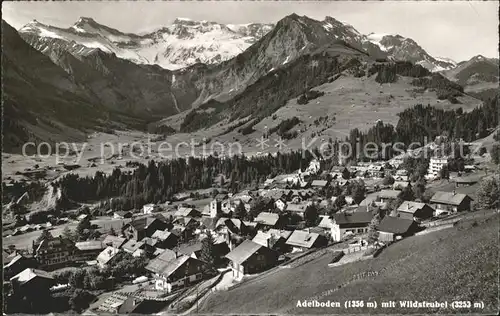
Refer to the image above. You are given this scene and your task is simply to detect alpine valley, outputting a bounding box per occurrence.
[2,14,498,152]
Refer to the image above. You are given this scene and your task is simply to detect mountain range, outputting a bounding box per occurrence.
[2,14,498,152]
[18,15,463,72]
[19,17,274,70]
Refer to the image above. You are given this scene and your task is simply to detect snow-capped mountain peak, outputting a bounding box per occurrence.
[435,56,457,67]
[19,17,275,70]
[363,32,456,71]
[18,15,467,73]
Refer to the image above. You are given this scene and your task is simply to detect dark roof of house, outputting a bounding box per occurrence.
[215,218,245,234]
[430,191,471,206]
[332,212,373,225]
[154,213,168,222]
[225,240,264,264]
[377,216,415,234]
[4,254,28,269]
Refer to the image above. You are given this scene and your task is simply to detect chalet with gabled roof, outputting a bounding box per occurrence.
[377,216,419,241]
[225,240,278,278]
[285,230,328,251]
[397,201,434,221]
[330,212,374,241]
[430,191,473,214]
[121,217,169,241]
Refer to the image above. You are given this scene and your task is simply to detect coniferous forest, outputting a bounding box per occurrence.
[344,97,498,160]
[54,151,315,211]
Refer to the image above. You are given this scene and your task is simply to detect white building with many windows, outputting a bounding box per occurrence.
[427,157,450,179]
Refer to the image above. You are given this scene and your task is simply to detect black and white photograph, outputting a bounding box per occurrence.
[1,0,499,314]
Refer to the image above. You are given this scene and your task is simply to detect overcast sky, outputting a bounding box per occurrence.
[2,1,498,62]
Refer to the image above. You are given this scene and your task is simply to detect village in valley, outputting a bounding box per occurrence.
[1,1,499,313]
[3,132,499,314]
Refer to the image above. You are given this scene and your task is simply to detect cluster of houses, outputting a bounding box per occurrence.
[4,155,480,309]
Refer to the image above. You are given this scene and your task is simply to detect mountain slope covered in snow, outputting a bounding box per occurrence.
[364,33,457,72]
[19,17,274,70]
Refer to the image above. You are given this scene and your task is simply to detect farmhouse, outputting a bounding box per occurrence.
[3,254,38,279]
[146,249,177,287]
[10,268,55,294]
[285,230,328,251]
[377,216,419,241]
[396,201,435,221]
[151,230,179,250]
[453,175,480,187]
[252,230,291,254]
[430,191,473,214]
[225,240,278,279]
[329,212,374,242]
[215,218,248,236]
[122,217,169,241]
[149,255,206,292]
